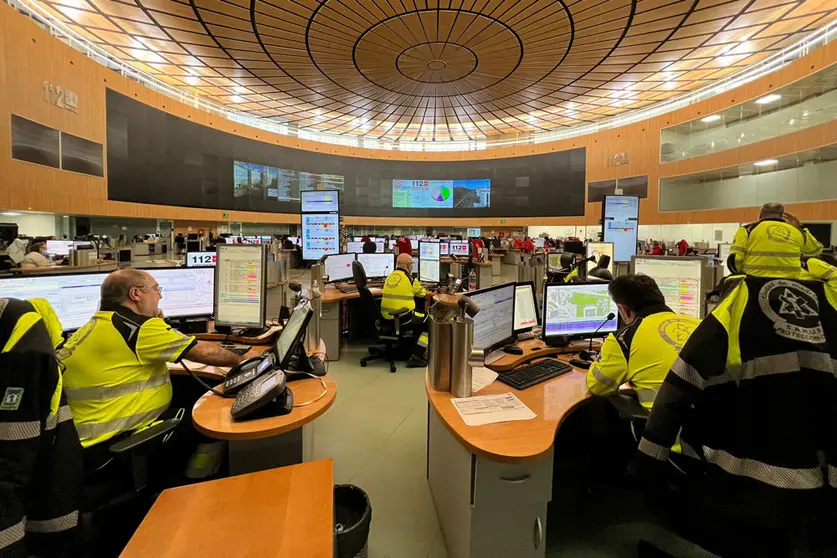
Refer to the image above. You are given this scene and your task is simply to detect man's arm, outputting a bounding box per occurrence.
[183,342,245,368]
[412,278,427,298]
[728,226,748,274]
[586,333,629,397]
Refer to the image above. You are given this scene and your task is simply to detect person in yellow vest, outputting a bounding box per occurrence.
[728,202,823,278]
[587,274,700,411]
[380,253,428,366]
[59,269,246,464]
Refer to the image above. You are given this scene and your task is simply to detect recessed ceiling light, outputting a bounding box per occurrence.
[755,94,781,105]
[1,212,21,216]
[701,114,721,123]
[753,159,778,167]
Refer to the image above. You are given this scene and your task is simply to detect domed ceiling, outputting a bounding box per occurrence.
[36,0,837,142]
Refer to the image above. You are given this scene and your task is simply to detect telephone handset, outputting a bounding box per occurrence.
[223,354,275,395]
[230,370,293,420]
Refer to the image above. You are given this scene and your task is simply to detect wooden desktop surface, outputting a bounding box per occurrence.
[321,284,382,303]
[120,459,334,558]
[426,339,601,463]
[193,324,281,344]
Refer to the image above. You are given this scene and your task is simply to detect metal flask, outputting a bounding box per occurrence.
[428,302,458,392]
[449,315,475,398]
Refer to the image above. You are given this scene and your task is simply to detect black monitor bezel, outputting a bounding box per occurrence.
[356,253,395,280]
[513,280,540,334]
[541,281,618,340]
[469,281,516,353]
[213,244,267,328]
[273,301,314,369]
[418,240,441,284]
[323,252,357,284]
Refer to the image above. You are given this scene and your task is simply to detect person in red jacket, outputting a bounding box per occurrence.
[361,236,371,243]
[521,237,535,253]
[512,237,523,249]
[471,237,484,256]
[675,238,689,256]
[396,236,412,255]
[651,242,664,256]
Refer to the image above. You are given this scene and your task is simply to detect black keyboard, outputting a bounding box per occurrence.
[222,345,252,355]
[338,286,359,294]
[497,358,574,390]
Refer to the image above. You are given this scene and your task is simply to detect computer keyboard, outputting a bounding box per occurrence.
[497,358,574,390]
[222,344,252,356]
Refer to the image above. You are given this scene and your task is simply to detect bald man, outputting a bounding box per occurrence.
[380,254,429,366]
[728,202,822,278]
[59,269,245,452]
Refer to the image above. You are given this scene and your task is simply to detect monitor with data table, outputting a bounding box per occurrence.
[449,240,469,257]
[602,195,639,262]
[214,244,266,328]
[469,283,516,352]
[186,251,216,268]
[439,241,449,256]
[586,242,614,273]
[148,268,215,319]
[301,213,340,260]
[418,241,440,283]
[300,190,339,213]
[357,253,395,279]
[514,282,539,333]
[631,255,705,318]
[543,283,619,338]
[46,240,73,257]
[346,241,364,253]
[0,273,108,332]
[324,253,356,283]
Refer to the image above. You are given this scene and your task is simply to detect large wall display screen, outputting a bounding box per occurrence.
[106,90,586,218]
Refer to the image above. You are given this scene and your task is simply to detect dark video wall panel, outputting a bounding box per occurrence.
[106,90,586,218]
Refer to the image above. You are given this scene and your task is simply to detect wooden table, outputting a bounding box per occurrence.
[120,459,334,558]
[187,340,337,474]
[426,345,595,558]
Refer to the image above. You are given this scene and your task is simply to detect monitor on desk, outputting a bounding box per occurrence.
[324,253,356,283]
[547,252,562,271]
[469,283,516,352]
[273,301,314,369]
[346,241,364,253]
[467,227,481,238]
[46,240,73,257]
[586,242,614,274]
[186,240,201,252]
[543,283,618,339]
[514,282,539,333]
[375,240,385,253]
[439,241,449,256]
[214,244,266,328]
[631,255,705,318]
[186,251,216,268]
[449,240,469,257]
[535,238,545,249]
[147,268,214,319]
[301,190,340,213]
[357,253,395,279]
[418,241,440,283]
[0,273,108,332]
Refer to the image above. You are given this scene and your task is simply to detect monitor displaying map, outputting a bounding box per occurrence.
[543,283,618,338]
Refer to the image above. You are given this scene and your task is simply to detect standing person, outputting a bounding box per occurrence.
[174,232,186,255]
[20,242,51,268]
[650,242,664,256]
[728,202,822,278]
[521,236,535,253]
[395,235,412,256]
[0,298,82,557]
[675,238,690,256]
[470,236,484,259]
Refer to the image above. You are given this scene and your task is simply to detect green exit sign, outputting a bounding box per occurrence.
[500,219,506,224]
[223,213,229,219]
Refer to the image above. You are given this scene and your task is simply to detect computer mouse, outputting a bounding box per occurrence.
[503,345,524,355]
[530,347,540,351]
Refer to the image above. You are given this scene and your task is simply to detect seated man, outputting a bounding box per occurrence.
[587,274,700,410]
[380,253,428,364]
[729,202,822,278]
[59,269,245,455]
[634,274,837,556]
[362,240,377,254]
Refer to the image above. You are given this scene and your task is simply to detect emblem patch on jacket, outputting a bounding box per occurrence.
[0,387,24,411]
[758,280,824,343]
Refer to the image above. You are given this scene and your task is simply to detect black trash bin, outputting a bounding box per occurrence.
[334,484,372,558]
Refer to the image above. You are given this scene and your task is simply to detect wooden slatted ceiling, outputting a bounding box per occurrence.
[37,0,837,142]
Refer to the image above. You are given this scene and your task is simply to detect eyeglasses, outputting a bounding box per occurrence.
[135,284,163,295]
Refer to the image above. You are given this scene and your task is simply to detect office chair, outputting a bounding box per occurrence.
[588,255,614,282]
[80,415,181,555]
[352,260,413,373]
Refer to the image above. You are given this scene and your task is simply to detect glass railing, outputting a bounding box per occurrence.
[661,65,837,162]
[659,144,837,212]
[9,0,837,152]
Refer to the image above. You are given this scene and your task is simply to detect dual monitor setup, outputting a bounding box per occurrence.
[324,252,395,284]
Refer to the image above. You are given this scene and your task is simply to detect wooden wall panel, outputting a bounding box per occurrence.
[2,2,837,227]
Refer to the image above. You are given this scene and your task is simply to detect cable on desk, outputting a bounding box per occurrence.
[180,362,234,398]
[291,373,329,407]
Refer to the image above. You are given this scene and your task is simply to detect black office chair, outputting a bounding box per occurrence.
[80,416,181,556]
[588,255,614,282]
[352,260,413,373]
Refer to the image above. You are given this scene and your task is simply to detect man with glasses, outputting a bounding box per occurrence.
[59,269,244,453]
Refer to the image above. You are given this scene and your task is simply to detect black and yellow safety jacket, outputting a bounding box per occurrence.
[728,218,822,278]
[0,298,82,558]
[381,268,427,320]
[636,275,837,526]
[587,305,700,410]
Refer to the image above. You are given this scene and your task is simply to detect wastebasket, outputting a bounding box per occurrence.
[335,484,372,558]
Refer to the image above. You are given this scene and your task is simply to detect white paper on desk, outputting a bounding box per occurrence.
[178,359,207,370]
[471,366,498,393]
[451,393,536,427]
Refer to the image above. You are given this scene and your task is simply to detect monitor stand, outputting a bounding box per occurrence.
[515,331,535,341]
[484,349,506,366]
[285,342,326,377]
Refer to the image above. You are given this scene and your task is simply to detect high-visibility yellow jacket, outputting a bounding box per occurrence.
[587,305,700,410]
[563,267,579,283]
[58,304,196,448]
[0,298,82,557]
[728,219,822,278]
[381,268,426,320]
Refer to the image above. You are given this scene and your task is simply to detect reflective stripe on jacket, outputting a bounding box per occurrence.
[380,268,426,320]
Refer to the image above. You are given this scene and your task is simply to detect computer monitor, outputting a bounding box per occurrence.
[301,190,340,213]
[418,241,440,283]
[375,240,385,252]
[449,240,469,257]
[632,255,705,318]
[46,240,73,257]
[547,252,562,271]
[187,233,199,240]
[346,241,365,254]
[186,240,201,252]
[586,242,614,274]
[273,301,314,369]
[563,241,584,255]
[353,237,363,242]
[301,213,340,260]
[535,238,545,249]
[357,253,395,279]
[514,282,539,333]
[469,283,516,352]
[214,244,266,328]
[147,268,214,319]
[286,236,299,245]
[467,227,481,238]
[185,251,216,268]
[602,195,639,262]
[439,241,449,256]
[0,273,108,332]
[542,283,619,339]
[324,253,356,283]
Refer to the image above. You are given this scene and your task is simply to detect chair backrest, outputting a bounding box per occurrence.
[352,260,378,336]
[597,254,611,270]
[560,252,575,269]
[352,260,368,289]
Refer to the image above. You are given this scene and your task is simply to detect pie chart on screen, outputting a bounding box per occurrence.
[430,182,451,202]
